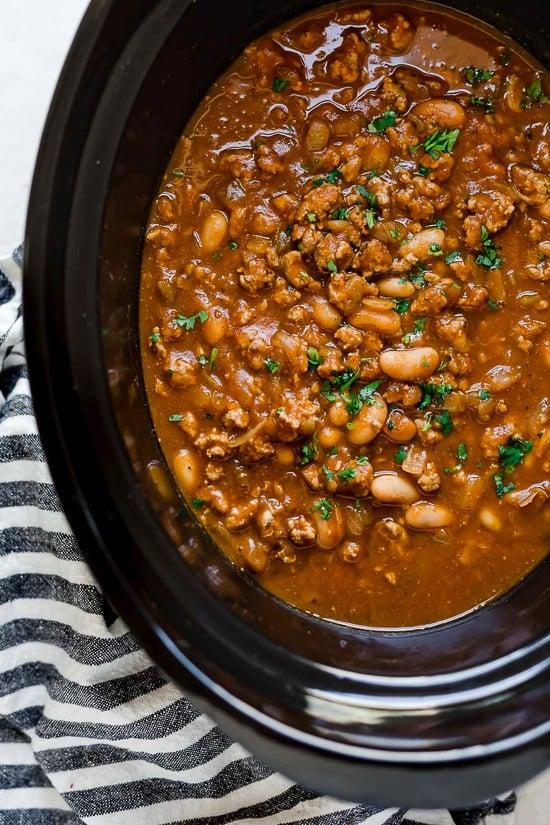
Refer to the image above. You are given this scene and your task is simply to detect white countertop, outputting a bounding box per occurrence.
[0,2,548,821]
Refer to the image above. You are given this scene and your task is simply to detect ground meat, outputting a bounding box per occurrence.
[286,514,317,546]
[272,277,302,307]
[463,191,516,250]
[198,487,230,514]
[327,32,365,83]
[194,428,233,460]
[291,224,323,253]
[236,330,271,370]
[417,462,441,493]
[301,464,322,490]
[383,381,422,407]
[314,233,354,272]
[334,325,364,350]
[219,150,256,181]
[510,164,550,206]
[296,184,341,222]
[316,346,344,378]
[448,351,473,376]
[328,272,370,315]
[239,434,276,463]
[225,500,259,530]
[381,76,408,113]
[457,283,489,308]
[275,390,321,442]
[223,404,250,430]
[393,173,451,220]
[410,279,459,315]
[481,423,516,459]
[165,351,198,388]
[177,411,198,438]
[255,141,287,176]
[353,239,392,277]
[239,250,276,293]
[435,314,470,352]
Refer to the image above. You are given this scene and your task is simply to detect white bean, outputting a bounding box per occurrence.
[202,307,228,345]
[200,210,228,253]
[411,98,465,129]
[348,395,388,445]
[305,119,331,152]
[172,448,200,496]
[399,228,445,260]
[377,277,416,299]
[312,297,342,331]
[371,473,420,505]
[313,506,345,549]
[349,307,402,336]
[405,501,454,530]
[380,347,440,381]
[383,410,417,443]
[479,508,502,532]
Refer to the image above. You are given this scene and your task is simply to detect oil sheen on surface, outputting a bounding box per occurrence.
[140,2,550,627]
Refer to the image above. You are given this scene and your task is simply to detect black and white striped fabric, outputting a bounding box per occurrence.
[0,247,516,824]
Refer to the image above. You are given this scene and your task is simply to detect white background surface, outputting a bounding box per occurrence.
[0,1,549,822]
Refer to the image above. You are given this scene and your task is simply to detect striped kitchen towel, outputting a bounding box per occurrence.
[0,247,517,824]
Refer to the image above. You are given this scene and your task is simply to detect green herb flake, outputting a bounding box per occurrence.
[264,357,280,375]
[462,67,495,86]
[306,212,317,223]
[389,227,400,240]
[149,331,160,345]
[168,414,184,422]
[365,209,377,229]
[325,167,343,184]
[417,382,453,411]
[479,389,491,401]
[403,316,427,344]
[356,455,369,465]
[322,465,335,482]
[470,95,494,113]
[356,185,378,208]
[331,207,349,220]
[320,381,338,402]
[457,442,468,463]
[487,298,500,311]
[346,380,384,417]
[394,298,410,315]
[434,218,447,229]
[273,76,290,93]
[435,409,454,435]
[430,242,443,256]
[367,110,397,133]
[476,225,503,270]
[445,250,462,264]
[418,164,431,177]
[522,76,548,107]
[498,437,533,472]
[327,259,338,273]
[307,347,324,370]
[394,446,407,465]
[498,51,510,67]
[312,497,333,520]
[494,474,516,498]
[228,239,238,251]
[330,368,359,392]
[173,310,209,331]
[337,467,356,483]
[171,168,186,177]
[300,435,319,466]
[192,498,206,509]
[413,128,461,160]
[409,262,427,289]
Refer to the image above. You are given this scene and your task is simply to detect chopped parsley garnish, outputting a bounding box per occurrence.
[457,442,468,463]
[417,382,453,410]
[331,207,349,220]
[322,465,335,482]
[312,498,333,520]
[313,168,342,187]
[264,357,280,374]
[412,128,460,159]
[433,218,447,229]
[327,259,338,273]
[498,437,533,472]
[409,262,427,288]
[365,209,377,229]
[476,225,502,270]
[356,455,369,465]
[479,389,491,401]
[306,212,317,223]
[337,467,356,483]
[228,239,238,250]
[199,348,219,370]
[430,242,443,256]
[330,368,359,392]
[402,316,427,344]
[320,381,338,402]
[172,168,186,177]
[149,331,160,345]
[394,298,410,315]
[462,67,495,86]
[367,110,397,133]
[356,185,378,207]
[470,95,494,113]
[273,76,289,92]
[346,380,384,416]
[445,250,462,264]
[168,413,184,422]
[389,227,400,240]
[487,298,500,311]
[522,76,548,107]
[494,474,516,498]
[173,310,209,331]
[307,347,324,369]
[300,435,319,466]
[394,446,407,464]
[418,164,431,177]
[191,498,206,509]
[434,409,454,435]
